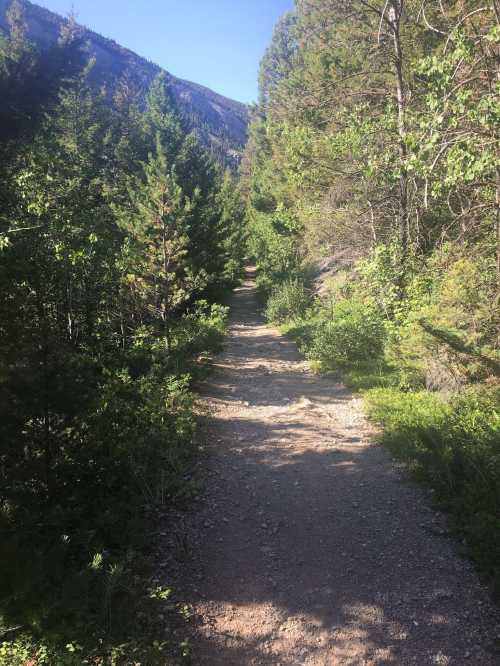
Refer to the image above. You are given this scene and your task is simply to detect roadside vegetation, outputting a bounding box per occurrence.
[0,2,245,662]
[245,0,500,590]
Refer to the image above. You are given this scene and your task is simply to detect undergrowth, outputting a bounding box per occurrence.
[0,301,228,665]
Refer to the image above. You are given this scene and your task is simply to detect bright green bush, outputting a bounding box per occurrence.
[250,209,304,300]
[280,314,321,354]
[365,388,451,455]
[306,298,386,369]
[265,279,311,323]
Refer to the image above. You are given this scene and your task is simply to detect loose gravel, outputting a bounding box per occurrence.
[168,269,500,665]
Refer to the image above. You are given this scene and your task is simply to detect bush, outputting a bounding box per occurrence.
[170,300,229,366]
[0,359,196,640]
[306,298,386,369]
[365,388,451,456]
[0,301,228,662]
[386,247,499,390]
[265,279,311,324]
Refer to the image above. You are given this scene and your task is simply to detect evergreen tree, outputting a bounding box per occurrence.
[142,71,184,158]
[117,138,204,345]
[218,170,247,284]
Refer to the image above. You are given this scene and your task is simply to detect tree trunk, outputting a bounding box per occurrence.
[162,218,171,350]
[389,0,409,289]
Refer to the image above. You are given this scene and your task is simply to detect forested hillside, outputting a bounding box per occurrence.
[0,1,245,662]
[246,0,499,586]
[0,0,249,167]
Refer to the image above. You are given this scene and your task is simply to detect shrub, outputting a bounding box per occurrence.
[0,301,228,661]
[265,279,311,324]
[365,388,451,457]
[0,362,196,638]
[387,247,499,389]
[170,301,229,362]
[306,298,386,369]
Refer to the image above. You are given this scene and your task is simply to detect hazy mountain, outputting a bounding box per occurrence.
[0,0,249,165]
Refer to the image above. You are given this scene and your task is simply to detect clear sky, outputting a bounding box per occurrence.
[34,0,294,103]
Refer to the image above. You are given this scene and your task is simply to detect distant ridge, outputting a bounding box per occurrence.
[0,0,249,165]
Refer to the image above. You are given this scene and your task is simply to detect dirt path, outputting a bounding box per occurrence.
[177,269,500,665]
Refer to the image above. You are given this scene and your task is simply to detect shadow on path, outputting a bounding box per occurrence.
[174,269,499,665]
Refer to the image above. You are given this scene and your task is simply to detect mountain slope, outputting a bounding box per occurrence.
[0,0,249,165]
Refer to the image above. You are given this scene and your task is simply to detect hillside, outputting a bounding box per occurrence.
[0,0,249,165]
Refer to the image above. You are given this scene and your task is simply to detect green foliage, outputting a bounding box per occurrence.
[306,298,386,370]
[117,136,204,345]
[265,279,310,324]
[0,305,227,659]
[365,389,450,442]
[0,637,56,666]
[169,301,229,370]
[258,11,298,109]
[388,246,500,389]
[217,171,247,287]
[250,209,303,298]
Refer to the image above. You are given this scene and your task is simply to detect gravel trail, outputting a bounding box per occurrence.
[177,269,500,665]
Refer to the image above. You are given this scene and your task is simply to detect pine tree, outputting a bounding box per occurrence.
[218,170,247,284]
[118,138,202,345]
[143,71,184,158]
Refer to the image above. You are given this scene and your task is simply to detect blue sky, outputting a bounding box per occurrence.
[35,0,294,103]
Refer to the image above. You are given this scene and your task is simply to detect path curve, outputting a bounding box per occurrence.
[180,269,499,665]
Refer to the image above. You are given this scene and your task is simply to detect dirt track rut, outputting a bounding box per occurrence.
[177,269,500,665]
